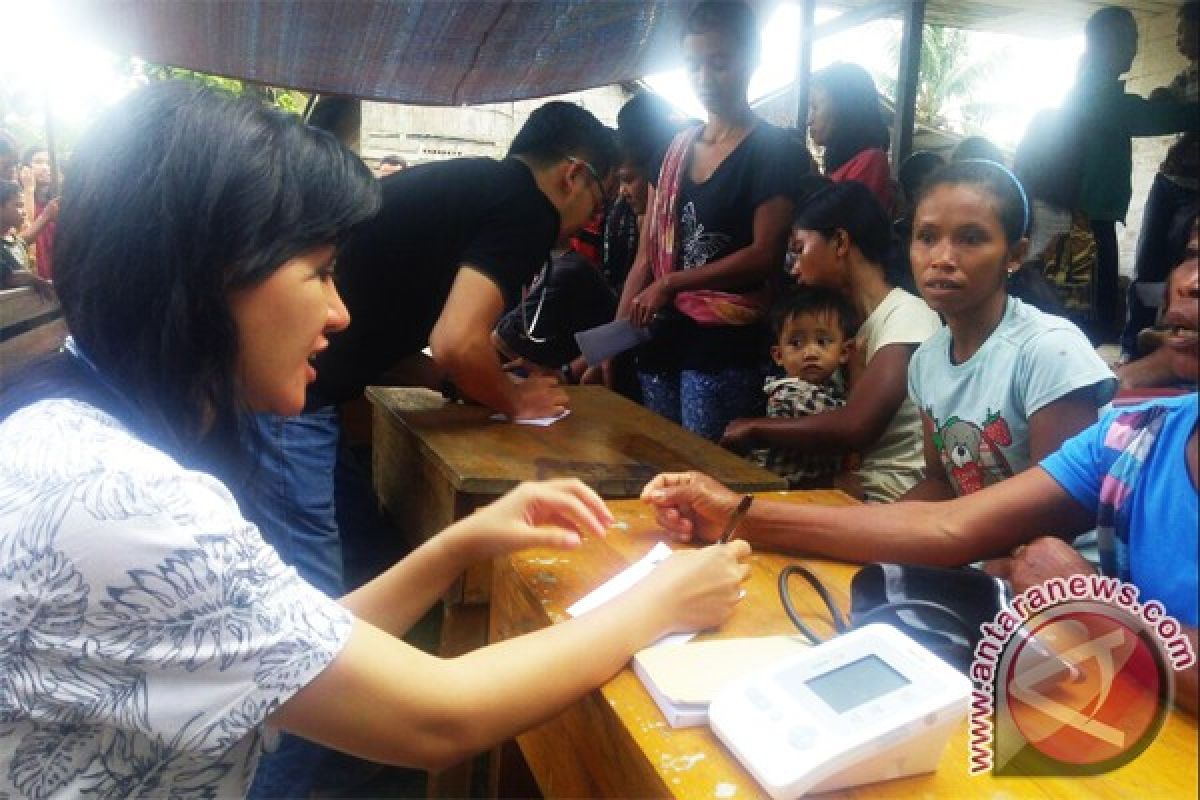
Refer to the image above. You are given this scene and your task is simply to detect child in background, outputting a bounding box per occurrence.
[905,160,1116,500]
[0,181,51,296]
[750,285,858,488]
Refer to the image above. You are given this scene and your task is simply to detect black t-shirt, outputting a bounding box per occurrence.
[493,250,617,368]
[601,196,639,293]
[641,122,808,372]
[311,157,559,405]
[675,122,806,281]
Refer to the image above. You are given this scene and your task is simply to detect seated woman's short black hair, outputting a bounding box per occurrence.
[794,180,892,265]
[5,81,380,477]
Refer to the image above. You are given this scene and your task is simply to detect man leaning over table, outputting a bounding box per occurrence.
[240,101,617,799]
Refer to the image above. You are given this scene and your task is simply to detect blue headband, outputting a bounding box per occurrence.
[960,158,1030,238]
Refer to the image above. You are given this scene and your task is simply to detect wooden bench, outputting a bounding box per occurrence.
[0,287,66,380]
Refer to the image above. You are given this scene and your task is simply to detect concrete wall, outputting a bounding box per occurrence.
[360,85,630,167]
[1122,7,1189,277]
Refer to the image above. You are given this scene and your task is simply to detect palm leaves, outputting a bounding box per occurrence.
[874,25,1011,132]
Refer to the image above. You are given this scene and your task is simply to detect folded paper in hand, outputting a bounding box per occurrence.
[574,319,652,366]
[633,636,810,728]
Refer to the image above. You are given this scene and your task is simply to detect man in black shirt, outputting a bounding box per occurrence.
[312,102,616,417]
[243,101,616,800]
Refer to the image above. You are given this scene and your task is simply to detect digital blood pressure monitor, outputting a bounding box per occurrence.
[709,624,970,799]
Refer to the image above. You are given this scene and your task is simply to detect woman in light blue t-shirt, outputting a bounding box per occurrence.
[640,240,1198,714]
[901,159,1116,501]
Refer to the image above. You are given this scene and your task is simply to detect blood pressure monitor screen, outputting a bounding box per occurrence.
[788,654,910,714]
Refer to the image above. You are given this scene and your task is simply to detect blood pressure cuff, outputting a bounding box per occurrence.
[849,564,1010,673]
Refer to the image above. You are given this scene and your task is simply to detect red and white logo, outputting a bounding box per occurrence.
[968,577,1194,777]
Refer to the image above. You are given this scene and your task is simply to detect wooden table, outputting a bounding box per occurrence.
[0,287,65,380]
[367,385,785,796]
[368,384,784,609]
[491,493,1200,799]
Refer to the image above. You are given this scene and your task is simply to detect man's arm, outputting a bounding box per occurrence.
[643,465,1097,566]
[1177,627,1199,716]
[428,266,567,419]
[1001,536,1196,716]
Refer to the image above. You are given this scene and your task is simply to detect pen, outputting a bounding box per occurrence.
[718,494,754,544]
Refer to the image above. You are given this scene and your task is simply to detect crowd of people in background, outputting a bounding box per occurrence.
[0,1,1196,797]
[0,132,58,292]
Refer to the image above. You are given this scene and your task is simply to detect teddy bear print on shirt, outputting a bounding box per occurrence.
[930,410,1014,495]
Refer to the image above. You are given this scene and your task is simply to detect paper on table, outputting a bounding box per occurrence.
[633,635,811,727]
[489,409,571,426]
[566,541,694,648]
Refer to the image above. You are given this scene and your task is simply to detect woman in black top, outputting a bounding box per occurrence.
[619,0,806,440]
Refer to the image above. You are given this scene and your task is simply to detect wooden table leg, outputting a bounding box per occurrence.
[488,738,541,800]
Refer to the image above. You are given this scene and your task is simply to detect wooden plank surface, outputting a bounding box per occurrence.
[367,385,787,498]
[492,492,1200,800]
[0,287,65,378]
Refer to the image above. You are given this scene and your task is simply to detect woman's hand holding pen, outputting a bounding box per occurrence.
[636,540,753,635]
[641,471,744,544]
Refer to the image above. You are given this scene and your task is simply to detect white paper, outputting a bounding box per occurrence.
[567,541,694,647]
[489,409,571,426]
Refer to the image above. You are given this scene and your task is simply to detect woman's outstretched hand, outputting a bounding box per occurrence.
[448,479,613,559]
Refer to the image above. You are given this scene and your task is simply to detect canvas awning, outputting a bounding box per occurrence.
[68,0,757,106]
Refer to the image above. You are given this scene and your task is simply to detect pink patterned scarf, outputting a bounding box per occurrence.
[648,126,769,326]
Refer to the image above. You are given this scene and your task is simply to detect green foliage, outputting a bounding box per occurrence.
[875,25,1009,134]
[142,64,309,115]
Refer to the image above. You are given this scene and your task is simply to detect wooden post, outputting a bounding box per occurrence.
[42,89,60,197]
[894,0,926,169]
[794,0,815,131]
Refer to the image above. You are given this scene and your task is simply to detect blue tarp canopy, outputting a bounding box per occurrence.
[70,1,770,105]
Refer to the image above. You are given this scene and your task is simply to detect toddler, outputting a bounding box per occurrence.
[751,285,857,487]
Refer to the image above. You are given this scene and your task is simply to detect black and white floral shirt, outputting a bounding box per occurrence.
[0,399,354,798]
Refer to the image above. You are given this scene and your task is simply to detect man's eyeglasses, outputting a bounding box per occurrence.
[567,155,609,212]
